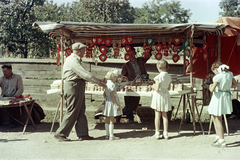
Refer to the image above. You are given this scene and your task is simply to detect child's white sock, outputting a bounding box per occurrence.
[155,131,160,136]
[109,124,114,137]
[163,131,168,136]
[218,139,225,143]
[105,123,109,136]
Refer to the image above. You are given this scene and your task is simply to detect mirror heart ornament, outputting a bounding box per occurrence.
[126,36,133,44]
[172,54,180,63]
[99,45,107,54]
[173,37,181,45]
[121,37,127,46]
[125,45,131,52]
[91,37,97,45]
[97,37,103,45]
[203,52,208,61]
[124,53,132,61]
[202,43,208,51]
[104,37,112,46]
[155,53,162,60]
[184,59,190,67]
[99,53,107,62]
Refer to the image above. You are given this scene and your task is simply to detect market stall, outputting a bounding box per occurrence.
[33,21,225,134]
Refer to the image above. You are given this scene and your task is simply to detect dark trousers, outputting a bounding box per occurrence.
[123,96,140,120]
[56,79,88,137]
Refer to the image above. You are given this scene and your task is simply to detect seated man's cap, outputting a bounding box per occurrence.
[72,42,87,50]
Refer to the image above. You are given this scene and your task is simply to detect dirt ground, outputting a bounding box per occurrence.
[1,97,240,160]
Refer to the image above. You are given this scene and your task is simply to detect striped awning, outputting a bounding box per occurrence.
[32,21,225,45]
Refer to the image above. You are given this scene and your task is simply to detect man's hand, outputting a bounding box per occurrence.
[98,80,106,88]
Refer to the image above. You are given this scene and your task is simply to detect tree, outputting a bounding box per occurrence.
[69,0,135,23]
[219,0,240,17]
[134,0,192,24]
[0,0,59,58]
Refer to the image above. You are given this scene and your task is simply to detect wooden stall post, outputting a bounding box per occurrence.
[60,36,64,123]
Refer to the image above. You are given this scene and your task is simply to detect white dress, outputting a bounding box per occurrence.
[208,71,233,116]
[102,80,123,117]
[151,72,172,112]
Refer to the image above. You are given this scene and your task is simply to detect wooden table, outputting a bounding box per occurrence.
[0,100,36,134]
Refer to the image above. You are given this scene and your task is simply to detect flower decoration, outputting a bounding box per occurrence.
[86,44,93,58]
[112,42,121,58]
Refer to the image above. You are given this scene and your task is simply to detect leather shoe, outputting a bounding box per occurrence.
[54,135,71,141]
[78,135,94,141]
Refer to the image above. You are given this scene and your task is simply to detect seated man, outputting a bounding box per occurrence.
[0,64,23,125]
[0,64,23,98]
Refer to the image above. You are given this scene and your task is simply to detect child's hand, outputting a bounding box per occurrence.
[116,105,121,111]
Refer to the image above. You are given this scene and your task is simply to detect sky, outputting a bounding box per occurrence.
[52,0,222,23]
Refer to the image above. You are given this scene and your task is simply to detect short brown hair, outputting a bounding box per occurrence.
[157,59,169,70]
[211,61,222,70]
[1,64,12,70]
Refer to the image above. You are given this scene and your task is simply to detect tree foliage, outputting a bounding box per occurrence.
[69,0,135,23]
[134,0,191,24]
[219,0,240,17]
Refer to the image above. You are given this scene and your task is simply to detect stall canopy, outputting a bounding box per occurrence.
[33,21,225,46]
[187,17,240,79]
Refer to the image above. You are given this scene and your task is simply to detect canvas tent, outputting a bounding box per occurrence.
[186,17,240,79]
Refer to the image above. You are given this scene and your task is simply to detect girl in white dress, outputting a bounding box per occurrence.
[208,61,238,147]
[102,69,122,140]
[151,59,172,139]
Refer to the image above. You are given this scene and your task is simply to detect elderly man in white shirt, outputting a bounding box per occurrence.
[54,42,106,141]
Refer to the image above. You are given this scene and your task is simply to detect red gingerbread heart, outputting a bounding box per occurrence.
[97,37,103,45]
[104,37,112,46]
[202,43,208,51]
[99,45,107,54]
[155,53,162,60]
[184,59,190,67]
[172,54,180,63]
[173,37,181,45]
[124,53,132,61]
[203,52,208,61]
[99,53,107,62]
[156,44,162,51]
[91,37,98,45]
[125,45,131,52]
[126,36,133,44]
[121,37,127,45]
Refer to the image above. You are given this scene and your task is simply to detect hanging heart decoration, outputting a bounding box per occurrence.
[125,45,131,52]
[203,33,207,42]
[112,42,121,58]
[168,48,173,55]
[203,52,208,61]
[99,53,107,62]
[202,43,208,51]
[184,59,190,67]
[121,37,127,45]
[162,42,167,49]
[86,44,93,58]
[184,48,190,57]
[172,45,178,52]
[91,37,98,45]
[155,53,162,60]
[66,46,73,57]
[143,44,151,59]
[97,37,104,45]
[99,45,107,54]
[104,37,112,46]
[172,54,180,63]
[156,44,162,51]
[124,53,132,61]
[183,39,189,48]
[173,37,181,45]
[57,43,61,51]
[168,41,172,49]
[65,39,73,47]
[164,49,169,56]
[146,37,154,46]
[126,36,133,44]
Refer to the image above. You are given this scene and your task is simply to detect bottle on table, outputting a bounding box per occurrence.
[186,109,190,123]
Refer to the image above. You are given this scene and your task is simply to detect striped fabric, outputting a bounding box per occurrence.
[32,22,226,44]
